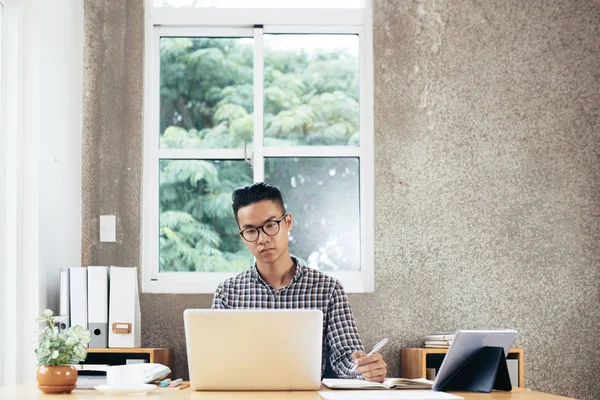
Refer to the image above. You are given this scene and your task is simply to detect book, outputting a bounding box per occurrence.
[424,333,454,348]
[423,333,455,341]
[322,378,433,390]
[424,340,453,346]
[424,339,452,349]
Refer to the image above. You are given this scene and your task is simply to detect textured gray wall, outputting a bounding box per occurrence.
[82,1,600,399]
[82,0,144,267]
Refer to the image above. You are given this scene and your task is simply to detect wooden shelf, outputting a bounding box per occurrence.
[401,347,524,388]
[84,348,173,372]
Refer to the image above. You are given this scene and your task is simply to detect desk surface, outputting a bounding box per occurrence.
[0,385,574,400]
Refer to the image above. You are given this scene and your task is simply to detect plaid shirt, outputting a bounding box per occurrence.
[211,258,365,379]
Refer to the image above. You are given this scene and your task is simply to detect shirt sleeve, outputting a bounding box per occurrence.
[211,282,228,309]
[326,282,365,379]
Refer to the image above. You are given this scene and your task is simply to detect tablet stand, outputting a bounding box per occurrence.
[436,346,512,393]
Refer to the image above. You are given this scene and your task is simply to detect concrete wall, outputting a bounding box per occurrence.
[82,1,600,398]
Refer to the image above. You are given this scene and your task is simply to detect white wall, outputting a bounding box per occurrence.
[39,0,83,314]
[0,0,83,385]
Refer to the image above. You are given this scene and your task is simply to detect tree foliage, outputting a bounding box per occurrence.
[159,36,360,272]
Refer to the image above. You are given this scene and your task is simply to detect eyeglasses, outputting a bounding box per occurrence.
[238,214,288,242]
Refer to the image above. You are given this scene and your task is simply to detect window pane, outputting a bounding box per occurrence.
[264,158,360,272]
[263,34,359,147]
[159,159,253,272]
[159,37,253,149]
[153,0,363,8]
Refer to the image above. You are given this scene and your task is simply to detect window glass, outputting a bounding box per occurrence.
[159,159,253,272]
[159,37,253,149]
[263,34,359,147]
[153,0,363,8]
[264,157,360,272]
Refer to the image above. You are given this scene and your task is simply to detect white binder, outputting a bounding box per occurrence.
[108,267,141,348]
[58,268,70,331]
[87,266,109,348]
[69,267,88,339]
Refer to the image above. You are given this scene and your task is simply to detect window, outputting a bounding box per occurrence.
[152,0,364,8]
[143,1,374,293]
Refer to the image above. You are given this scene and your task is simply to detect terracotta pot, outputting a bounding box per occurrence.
[37,365,78,394]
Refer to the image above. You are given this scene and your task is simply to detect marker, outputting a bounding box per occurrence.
[169,378,183,388]
[179,383,190,390]
[351,338,389,371]
[159,378,171,387]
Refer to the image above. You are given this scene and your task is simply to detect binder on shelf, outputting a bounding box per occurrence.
[506,359,519,388]
[108,267,141,348]
[69,267,88,344]
[435,346,512,393]
[87,266,109,348]
[58,268,70,331]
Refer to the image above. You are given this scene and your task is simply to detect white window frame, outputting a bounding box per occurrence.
[142,3,374,294]
[0,0,6,385]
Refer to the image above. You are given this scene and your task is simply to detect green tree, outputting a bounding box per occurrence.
[159,36,360,272]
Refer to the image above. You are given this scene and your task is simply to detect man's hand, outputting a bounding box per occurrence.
[351,351,387,382]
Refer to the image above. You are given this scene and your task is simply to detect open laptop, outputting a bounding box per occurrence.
[184,309,323,391]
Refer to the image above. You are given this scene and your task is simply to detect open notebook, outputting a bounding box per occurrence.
[322,378,433,390]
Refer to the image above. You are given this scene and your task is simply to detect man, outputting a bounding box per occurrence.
[211,182,387,382]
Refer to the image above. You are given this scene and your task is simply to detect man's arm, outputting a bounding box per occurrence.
[326,283,364,379]
[211,283,228,309]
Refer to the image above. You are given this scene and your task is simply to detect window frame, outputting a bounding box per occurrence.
[142,3,374,294]
[0,0,5,385]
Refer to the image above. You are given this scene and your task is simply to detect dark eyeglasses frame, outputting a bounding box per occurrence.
[238,213,288,242]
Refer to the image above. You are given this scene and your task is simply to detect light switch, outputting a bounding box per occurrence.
[100,215,116,242]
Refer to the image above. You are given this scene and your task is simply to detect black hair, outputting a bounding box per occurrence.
[231,182,286,224]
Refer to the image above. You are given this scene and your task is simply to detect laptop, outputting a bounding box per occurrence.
[183,309,323,391]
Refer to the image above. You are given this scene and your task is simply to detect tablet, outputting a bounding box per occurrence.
[432,329,517,391]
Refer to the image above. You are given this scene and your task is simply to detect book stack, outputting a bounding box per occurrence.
[424,333,455,349]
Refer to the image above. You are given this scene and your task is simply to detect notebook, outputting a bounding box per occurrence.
[323,378,433,390]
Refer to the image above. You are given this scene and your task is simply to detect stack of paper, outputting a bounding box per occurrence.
[424,333,455,349]
[320,390,463,400]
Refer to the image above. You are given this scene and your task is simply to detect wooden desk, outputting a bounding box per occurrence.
[0,385,575,399]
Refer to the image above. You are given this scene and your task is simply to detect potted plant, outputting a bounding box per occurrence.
[35,309,91,394]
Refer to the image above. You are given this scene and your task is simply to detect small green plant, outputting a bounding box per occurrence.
[35,309,91,367]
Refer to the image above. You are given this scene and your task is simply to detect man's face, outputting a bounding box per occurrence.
[236,200,293,265]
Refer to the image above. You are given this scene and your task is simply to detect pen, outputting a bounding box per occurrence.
[159,378,171,387]
[351,337,389,371]
[169,378,183,388]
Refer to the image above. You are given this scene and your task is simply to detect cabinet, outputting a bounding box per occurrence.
[83,348,173,371]
[401,348,524,388]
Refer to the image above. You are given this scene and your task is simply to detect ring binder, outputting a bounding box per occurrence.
[108,267,141,348]
[435,346,512,393]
